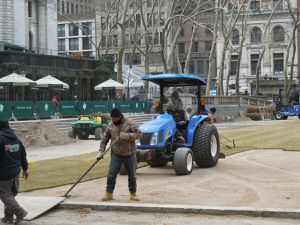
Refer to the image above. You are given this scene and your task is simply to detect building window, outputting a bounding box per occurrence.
[125,53,141,65]
[149,52,163,64]
[76,4,78,14]
[160,12,165,26]
[28,1,32,17]
[69,38,79,50]
[250,0,260,11]
[251,54,260,75]
[113,35,118,47]
[69,24,79,36]
[273,26,284,42]
[154,32,159,45]
[178,43,185,54]
[71,3,74,14]
[232,29,239,45]
[125,34,130,47]
[58,39,65,51]
[193,42,198,52]
[197,61,204,74]
[146,32,153,44]
[147,0,152,7]
[205,40,212,51]
[136,14,141,27]
[273,53,284,73]
[180,28,184,38]
[82,22,92,35]
[82,37,92,50]
[62,1,65,14]
[57,24,65,37]
[57,0,60,12]
[101,36,106,47]
[189,61,195,73]
[205,27,212,38]
[273,0,284,10]
[67,2,70,14]
[230,55,238,75]
[251,27,262,44]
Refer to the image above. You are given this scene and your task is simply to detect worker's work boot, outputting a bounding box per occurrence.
[102,192,114,201]
[130,193,140,201]
[1,216,13,224]
[14,210,28,225]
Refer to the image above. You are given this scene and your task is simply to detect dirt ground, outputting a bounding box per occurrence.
[15,121,73,148]
[25,150,300,209]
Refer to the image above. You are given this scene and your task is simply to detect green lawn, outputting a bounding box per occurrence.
[20,120,300,192]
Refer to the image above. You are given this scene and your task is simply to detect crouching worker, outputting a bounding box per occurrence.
[97,108,141,202]
[0,120,29,225]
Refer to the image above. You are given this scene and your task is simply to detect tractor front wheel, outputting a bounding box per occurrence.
[192,125,220,168]
[68,128,76,139]
[275,112,283,120]
[173,148,194,175]
[95,127,104,140]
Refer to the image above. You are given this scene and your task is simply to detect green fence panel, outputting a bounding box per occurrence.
[106,101,120,112]
[93,101,108,113]
[59,101,78,117]
[36,101,55,119]
[14,101,35,120]
[131,101,140,113]
[77,101,93,115]
[118,101,133,113]
[0,102,12,120]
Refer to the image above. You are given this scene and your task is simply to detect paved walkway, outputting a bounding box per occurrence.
[28,211,300,225]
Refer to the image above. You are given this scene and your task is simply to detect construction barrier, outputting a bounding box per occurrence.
[1,100,149,120]
[36,101,55,119]
[0,102,12,120]
[59,101,78,117]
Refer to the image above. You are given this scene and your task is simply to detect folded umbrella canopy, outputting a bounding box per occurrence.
[0,73,36,86]
[36,75,69,89]
[94,79,125,91]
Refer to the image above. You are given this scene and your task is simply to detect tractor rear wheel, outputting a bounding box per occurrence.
[298,115,300,119]
[192,124,220,168]
[68,128,76,139]
[275,112,283,120]
[173,148,194,175]
[95,127,104,140]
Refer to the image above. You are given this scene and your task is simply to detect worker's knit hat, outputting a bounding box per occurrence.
[0,120,9,129]
[110,108,122,117]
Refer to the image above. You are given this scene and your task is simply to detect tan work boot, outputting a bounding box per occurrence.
[102,192,114,201]
[130,193,140,201]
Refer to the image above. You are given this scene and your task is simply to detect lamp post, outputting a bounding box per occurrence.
[127,69,131,99]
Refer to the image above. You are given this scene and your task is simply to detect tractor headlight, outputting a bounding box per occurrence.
[135,139,141,146]
[150,132,158,145]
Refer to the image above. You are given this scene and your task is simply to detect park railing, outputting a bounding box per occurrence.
[0,100,149,121]
[204,96,270,107]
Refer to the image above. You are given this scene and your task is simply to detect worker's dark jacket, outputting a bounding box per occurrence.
[0,127,28,181]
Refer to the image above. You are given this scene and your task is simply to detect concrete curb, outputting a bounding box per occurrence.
[59,201,300,219]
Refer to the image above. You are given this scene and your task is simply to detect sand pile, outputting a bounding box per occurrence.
[15,121,73,148]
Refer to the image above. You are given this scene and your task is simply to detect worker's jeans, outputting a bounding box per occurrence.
[106,153,137,194]
[0,175,26,219]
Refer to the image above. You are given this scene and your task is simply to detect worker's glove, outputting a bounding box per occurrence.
[97,151,104,160]
[23,171,29,180]
[120,132,130,140]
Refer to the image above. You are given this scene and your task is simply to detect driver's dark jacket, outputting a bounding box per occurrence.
[0,127,28,181]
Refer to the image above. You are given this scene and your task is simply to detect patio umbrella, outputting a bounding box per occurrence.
[0,73,36,87]
[0,73,36,101]
[36,75,69,89]
[94,79,124,91]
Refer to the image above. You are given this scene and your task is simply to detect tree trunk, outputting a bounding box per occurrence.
[255,49,265,96]
[144,54,150,95]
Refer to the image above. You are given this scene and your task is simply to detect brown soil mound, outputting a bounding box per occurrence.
[15,121,73,148]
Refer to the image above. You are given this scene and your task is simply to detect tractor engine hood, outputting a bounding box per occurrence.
[140,114,175,134]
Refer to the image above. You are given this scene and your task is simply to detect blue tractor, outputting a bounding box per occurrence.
[274,89,300,120]
[135,74,220,175]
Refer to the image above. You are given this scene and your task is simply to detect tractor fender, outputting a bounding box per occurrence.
[186,115,210,146]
